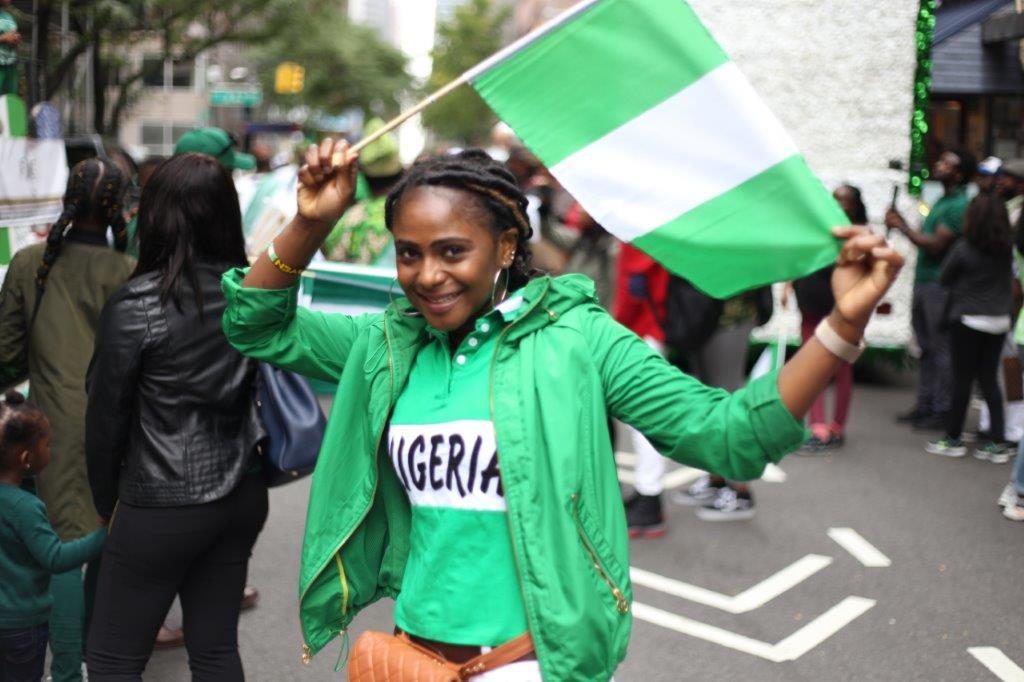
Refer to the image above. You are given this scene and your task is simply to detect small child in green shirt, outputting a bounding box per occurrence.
[0,391,105,681]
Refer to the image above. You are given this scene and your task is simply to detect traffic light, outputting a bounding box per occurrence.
[274,62,305,94]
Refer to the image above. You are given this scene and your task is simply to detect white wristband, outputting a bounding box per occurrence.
[814,318,865,363]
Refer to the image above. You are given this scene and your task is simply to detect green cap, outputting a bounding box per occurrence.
[359,118,402,178]
[174,127,256,171]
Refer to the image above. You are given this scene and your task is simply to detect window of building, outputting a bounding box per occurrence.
[989,96,1024,159]
[142,57,165,87]
[140,122,194,157]
[171,59,194,88]
[171,124,193,145]
[141,122,165,147]
[141,56,196,89]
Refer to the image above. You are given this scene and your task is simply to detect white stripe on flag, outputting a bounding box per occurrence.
[550,61,799,243]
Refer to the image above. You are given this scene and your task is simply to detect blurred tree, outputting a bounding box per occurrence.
[250,1,411,118]
[35,0,293,135]
[422,0,510,145]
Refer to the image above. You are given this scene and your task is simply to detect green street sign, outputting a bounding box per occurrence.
[210,89,263,107]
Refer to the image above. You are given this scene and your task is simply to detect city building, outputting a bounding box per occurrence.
[929,0,1024,163]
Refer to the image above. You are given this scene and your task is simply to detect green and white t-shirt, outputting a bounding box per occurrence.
[388,295,529,646]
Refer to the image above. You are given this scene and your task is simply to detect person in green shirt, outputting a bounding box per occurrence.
[0,392,105,682]
[885,148,974,429]
[225,139,903,679]
[0,0,19,97]
[321,118,402,265]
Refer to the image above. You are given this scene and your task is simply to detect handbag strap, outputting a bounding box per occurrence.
[456,632,534,679]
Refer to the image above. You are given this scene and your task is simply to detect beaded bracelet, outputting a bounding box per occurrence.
[267,241,305,276]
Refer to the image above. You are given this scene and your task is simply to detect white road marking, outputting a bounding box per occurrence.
[968,647,1024,681]
[772,596,876,661]
[632,601,782,661]
[632,596,875,662]
[827,528,892,567]
[630,554,833,614]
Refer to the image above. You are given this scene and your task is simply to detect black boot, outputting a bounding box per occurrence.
[625,493,665,539]
[896,406,929,424]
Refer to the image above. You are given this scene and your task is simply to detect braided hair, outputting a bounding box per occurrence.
[36,158,129,294]
[384,149,535,290]
[0,391,47,471]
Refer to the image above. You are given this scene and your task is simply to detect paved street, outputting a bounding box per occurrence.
[144,377,1024,681]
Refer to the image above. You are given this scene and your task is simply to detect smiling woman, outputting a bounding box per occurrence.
[222,138,902,681]
[385,151,532,346]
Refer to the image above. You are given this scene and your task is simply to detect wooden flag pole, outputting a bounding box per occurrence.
[331,0,604,165]
[332,75,470,165]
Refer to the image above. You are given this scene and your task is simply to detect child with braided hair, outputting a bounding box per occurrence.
[0,157,134,682]
[0,392,106,682]
[224,140,903,680]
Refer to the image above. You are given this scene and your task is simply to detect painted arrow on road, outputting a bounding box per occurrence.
[968,648,1024,682]
[633,596,876,662]
[630,554,833,614]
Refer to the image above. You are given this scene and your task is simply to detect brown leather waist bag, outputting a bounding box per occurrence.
[348,630,534,682]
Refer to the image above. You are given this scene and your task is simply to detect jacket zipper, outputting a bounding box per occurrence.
[487,281,549,652]
[301,320,395,664]
[570,494,629,615]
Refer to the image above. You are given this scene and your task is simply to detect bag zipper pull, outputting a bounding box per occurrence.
[334,631,351,672]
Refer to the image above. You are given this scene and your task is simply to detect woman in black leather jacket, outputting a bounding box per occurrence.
[83,153,267,681]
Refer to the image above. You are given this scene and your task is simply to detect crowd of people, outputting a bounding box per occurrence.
[9,120,1020,681]
[885,150,1024,522]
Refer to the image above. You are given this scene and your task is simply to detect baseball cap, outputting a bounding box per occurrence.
[977,156,1002,176]
[174,127,256,171]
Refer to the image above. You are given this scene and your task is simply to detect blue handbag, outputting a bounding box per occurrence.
[257,362,327,487]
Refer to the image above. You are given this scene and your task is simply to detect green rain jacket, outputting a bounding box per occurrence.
[221,270,806,681]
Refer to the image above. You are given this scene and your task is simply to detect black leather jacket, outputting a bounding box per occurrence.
[86,262,264,516]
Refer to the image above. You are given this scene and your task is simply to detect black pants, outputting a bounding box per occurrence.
[0,624,48,682]
[86,475,268,682]
[947,323,1005,441]
[913,282,953,414]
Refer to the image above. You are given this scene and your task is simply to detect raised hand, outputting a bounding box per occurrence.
[296,138,359,229]
[829,226,904,334]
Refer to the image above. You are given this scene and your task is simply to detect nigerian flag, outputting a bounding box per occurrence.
[466,0,845,298]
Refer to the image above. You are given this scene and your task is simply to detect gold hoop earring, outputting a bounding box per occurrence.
[491,268,510,309]
[388,278,422,317]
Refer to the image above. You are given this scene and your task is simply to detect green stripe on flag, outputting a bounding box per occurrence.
[632,155,846,298]
[472,0,728,167]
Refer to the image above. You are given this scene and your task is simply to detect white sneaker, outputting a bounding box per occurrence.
[1003,500,1024,521]
[998,483,1017,508]
[925,437,967,457]
[974,442,1012,464]
[671,474,721,507]
[695,487,756,521]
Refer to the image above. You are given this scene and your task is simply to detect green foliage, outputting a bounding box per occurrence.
[38,0,302,133]
[422,0,510,145]
[250,1,411,117]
